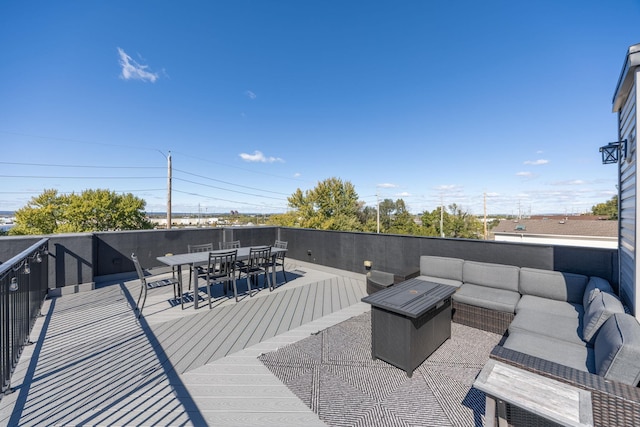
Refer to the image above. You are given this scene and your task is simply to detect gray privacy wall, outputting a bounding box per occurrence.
[278,227,618,288]
[0,226,618,293]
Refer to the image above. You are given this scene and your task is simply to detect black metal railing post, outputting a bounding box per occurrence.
[0,238,49,398]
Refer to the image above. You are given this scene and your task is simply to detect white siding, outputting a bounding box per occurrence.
[494,234,617,248]
[618,73,638,316]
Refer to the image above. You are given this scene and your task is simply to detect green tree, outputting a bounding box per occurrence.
[592,195,618,220]
[284,177,362,231]
[358,205,378,232]
[420,204,483,239]
[387,199,419,235]
[376,198,419,235]
[9,188,153,235]
[421,206,449,237]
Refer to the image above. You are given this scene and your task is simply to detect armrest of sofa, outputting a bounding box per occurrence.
[489,344,640,426]
[394,269,420,283]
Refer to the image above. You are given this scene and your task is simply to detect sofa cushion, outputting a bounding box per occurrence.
[453,283,520,313]
[509,309,586,346]
[516,295,584,319]
[504,331,595,373]
[594,313,640,386]
[416,275,462,288]
[583,276,614,308]
[462,261,520,292]
[419,256,464,284]
[583,291,626,344]
[519,267,588,304]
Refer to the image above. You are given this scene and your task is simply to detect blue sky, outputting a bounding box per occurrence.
[1,1,639,216]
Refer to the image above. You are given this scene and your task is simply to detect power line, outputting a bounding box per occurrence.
[173,189,286,210]
[173,168,290,196]
[172,150,309,183]
[0,175,165,179]
[0,161,162,170]
[173,177,286,201]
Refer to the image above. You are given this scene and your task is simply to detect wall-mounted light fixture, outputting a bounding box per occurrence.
[364,260,372,271]
[599,140,627,164]
[9,277,18,292]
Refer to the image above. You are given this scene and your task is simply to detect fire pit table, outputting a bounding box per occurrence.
[362,278,457,377]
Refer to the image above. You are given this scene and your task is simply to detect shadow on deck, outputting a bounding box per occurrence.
[0,260,367,426]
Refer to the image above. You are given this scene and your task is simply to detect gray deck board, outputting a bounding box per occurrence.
[344,275,358,305]
[313,280,325,319]
[0,259,367,427]
[285,285,307,333]
[260,287,296,341]
[226,295,276,348]
[273,285,301,336]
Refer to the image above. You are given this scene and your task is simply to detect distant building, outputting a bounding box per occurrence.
[492,216,617,248]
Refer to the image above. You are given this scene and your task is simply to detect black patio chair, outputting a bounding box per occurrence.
[204,249,238,307]
[187,243,214,290]
[220,240,244,274]
[273,240,288,283]
[219,240,241,250]
[132,253,180,318]
[242,246,272,295]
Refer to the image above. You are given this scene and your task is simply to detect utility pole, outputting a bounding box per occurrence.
[167,151,172,229]
[483,192,488,240]
[376,190,380,234]
[440,195,444,238]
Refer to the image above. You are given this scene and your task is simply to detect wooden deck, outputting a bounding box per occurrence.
[0,260,368,426]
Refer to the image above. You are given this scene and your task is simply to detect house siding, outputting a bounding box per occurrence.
[618,71,638,316]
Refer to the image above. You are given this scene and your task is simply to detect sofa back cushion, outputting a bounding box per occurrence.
[583,291,626,344]
[419,256,464,282]
[519,268,588,304]
[595,313,640,386]
[462,261,519,292]
[583,276,614,308]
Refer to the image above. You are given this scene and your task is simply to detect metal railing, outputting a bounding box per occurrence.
[1,238,49,398]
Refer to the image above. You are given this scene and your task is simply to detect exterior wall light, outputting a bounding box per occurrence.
[364,260,372,270]
[600,140,627,164]
[9,277,18,292]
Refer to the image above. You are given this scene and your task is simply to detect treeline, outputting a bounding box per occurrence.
[267,177,487,238]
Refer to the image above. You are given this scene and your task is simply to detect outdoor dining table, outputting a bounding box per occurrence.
[156,246,287,309]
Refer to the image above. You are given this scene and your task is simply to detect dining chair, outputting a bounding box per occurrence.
[219,240,241,249]
[132,253,180,318]
[187,243,214,290]
[243,246,272,295]
[220,240,243,274]
[204,249,238,307]
[273,240,288,284]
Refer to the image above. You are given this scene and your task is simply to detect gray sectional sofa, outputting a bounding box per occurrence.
[418,255,640,385]
[416,255,640,425]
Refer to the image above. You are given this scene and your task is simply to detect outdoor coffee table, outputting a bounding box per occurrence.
[474,360,593,427]
[361,278,457,377]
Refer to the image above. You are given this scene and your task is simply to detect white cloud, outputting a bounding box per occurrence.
[377,183,397,188]
[552,179,586,186]
[435,184,460,191]
[239,150,284,163]
[396,191,411,197]
[293,172,301,178]
[524,159,549,165]
[516,171,533,177]
[117,47,159,83]
[245,90,257,100]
